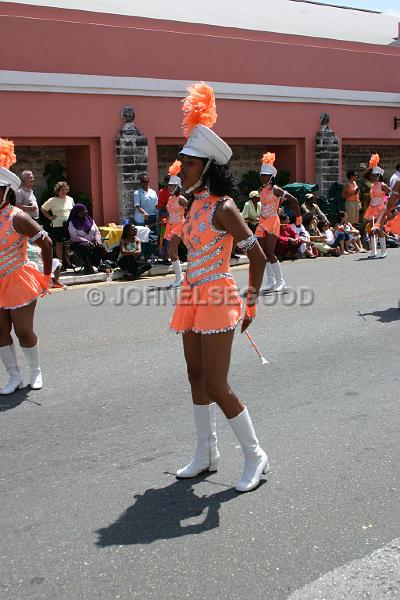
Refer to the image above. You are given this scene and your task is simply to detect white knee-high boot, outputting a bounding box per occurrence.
[0,345,23,395]
[271,261,286,291]
[369,235,377,258]
[379,236,387,258]
[171,260,183,288]
[21,342,42,390]
[228,407,269,493]
[261,262,275,292]
[176,403,220,478]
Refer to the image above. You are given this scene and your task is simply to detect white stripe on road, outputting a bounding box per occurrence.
[288,538,400,600]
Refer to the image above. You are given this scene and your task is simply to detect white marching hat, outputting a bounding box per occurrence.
[260,163,277,177]
[168,175,181,186]
[180,124,232,165]
[372,166,384,176]
[0,167,21,192]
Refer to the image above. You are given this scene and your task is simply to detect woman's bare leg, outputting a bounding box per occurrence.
[167,236,181,262]
[10,301,37,348]
[0,310,13,347]
[183,332,211,405]
[201,331,244,419]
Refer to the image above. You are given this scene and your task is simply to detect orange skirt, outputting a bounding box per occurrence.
[365,204,385,220]
[164,221,183,241]
[256,216,280,238]
[170,276,243,334]
[385,214,400,235]
[0,263,49,310]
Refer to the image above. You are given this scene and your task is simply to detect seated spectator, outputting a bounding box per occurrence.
[300,193,329,223]
[41,181,74,270]
[118,223,152,279]
[338,211,366,253]
[303,213,339,256]
[291,220,315,258]
[241,190,261,233]
[27,240,64,288]
[275,214,303,259]
[67,204,104,274]
[318,220,348,255]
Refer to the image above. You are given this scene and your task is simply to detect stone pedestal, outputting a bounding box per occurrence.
[315,113,340,200]
[116,106,148,222]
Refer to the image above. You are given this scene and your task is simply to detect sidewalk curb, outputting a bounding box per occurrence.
[59,256,249,286]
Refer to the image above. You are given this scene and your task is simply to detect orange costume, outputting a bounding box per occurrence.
[255,186,281,238]
[164,194,185,241]
[170,192,242,334]
[0,205,49,310]
[365,182,387,220]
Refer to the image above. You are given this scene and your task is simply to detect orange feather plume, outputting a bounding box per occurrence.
[168,160,181,177]
[181,82,217,137]
[369,153,380,168]
[0,138,16,169]
[261,152,276,166]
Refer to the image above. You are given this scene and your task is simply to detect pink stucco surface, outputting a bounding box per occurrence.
[1,2,400,221]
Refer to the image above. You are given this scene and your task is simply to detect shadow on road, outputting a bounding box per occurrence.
[0,387,40,413]
[357,307,400,323]
[95,474,255,546]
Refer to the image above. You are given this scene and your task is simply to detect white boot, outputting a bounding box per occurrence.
[379,236,387,259]
[21,343,42,390]
[171,260,183,288]
[0,345,23,395]
[271,261,286,291]
[176,403,220,477]
[229,407,269,493]
[369,235,377,258]
[261,262,275,292]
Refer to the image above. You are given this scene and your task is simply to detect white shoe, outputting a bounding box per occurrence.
[177,404,220,478]
[21,343,42,389]
[369,235,377,258]
[271,261,286,291]
[229,407,269,492]
[261,263,275,292]
[171,278,184,288]
[379,237,387,258]
[0,345,23,395]
[273,279,286,292]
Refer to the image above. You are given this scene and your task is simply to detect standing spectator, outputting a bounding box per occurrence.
[300,193,329,223]
[241,190,261,233]
[41,181,74,269]
[157,175,171,213]
[133,174,158,229]
[133,174,158,260]
[390,163,400,190]
[342,170,361,225]
[15,170,39,220]
[67,204,104,274]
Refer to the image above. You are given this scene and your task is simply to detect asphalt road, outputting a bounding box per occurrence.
[1,251,400,600]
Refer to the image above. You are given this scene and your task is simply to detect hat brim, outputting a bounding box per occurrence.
[0,167,21,192]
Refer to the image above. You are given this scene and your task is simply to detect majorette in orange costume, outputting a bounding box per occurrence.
[365,154,389,259]
[256,152,300,292]
[170,82,269,493]
[164,160,187,287]
[0,139,52,394]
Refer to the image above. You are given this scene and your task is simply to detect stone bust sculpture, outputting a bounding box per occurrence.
[320,113,330,129]
[120,106,140,135]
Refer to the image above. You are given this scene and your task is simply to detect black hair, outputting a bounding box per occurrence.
[318,219,328,230]
[338,211,346,221]
[171,185,182,196]
[201,159,236,198]
[396,163,400,171]
[363,167,373,181]
[0,187,16,206]
[346,170,356,179]
[121,223,135,239]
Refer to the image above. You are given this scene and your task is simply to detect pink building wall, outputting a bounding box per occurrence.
[1,2,400,221]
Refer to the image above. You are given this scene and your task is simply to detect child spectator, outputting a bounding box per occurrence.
[338,211,366,253]
[318,220,347,255]
[291,220,316,258]
[303,214,339,256]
